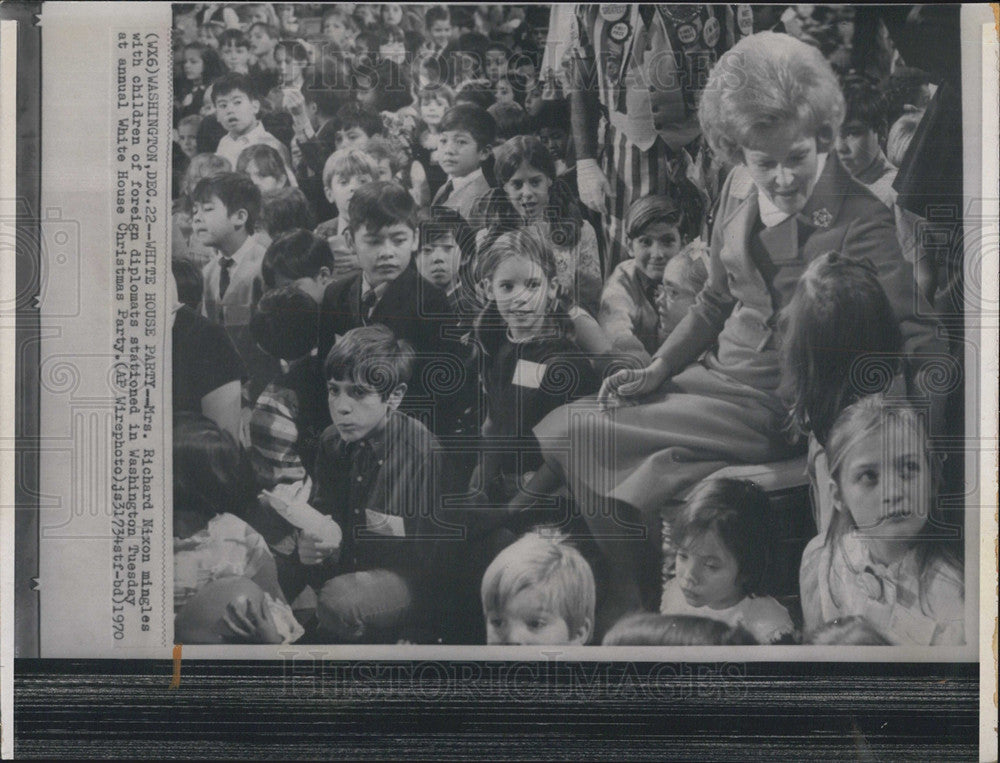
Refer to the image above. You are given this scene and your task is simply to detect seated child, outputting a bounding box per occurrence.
[172,152,232,267]
[599,196,686,362]
[212,72,294,177]
[314,148,380,278]
[601,613,757,646]
[193,172,278,404]
[173,412,303,644]
[474,228,600,504]
[414,83,454,198]
[218,29,252,75]
[484,40,510,86]
[304,326,446,643]
[176,114,203,161]
[837,79,896,207]
[330,102,383,152]
[417,206,477,319]
[657,242,710,344]
[261,228,334,303]
[317,181,459,437]
[431,102,496,224]
[799,395,965,645]
[249,284,330,493]
[481,530,595,646]
[660,479,796,645]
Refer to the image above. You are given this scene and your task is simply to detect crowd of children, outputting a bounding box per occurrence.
[169,4,965,647]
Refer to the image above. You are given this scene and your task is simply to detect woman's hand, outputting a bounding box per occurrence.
[597,357,670,410]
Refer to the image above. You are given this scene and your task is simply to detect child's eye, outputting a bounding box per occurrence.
[638,237,651,246]
[858,470,878,485]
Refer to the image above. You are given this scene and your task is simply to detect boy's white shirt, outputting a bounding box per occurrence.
[216,120,296,186]
[447,166,485,191]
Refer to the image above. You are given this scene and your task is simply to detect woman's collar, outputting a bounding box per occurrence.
[757,152,829,228]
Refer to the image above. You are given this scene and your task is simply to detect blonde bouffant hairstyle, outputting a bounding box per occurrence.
[698,32,845,166]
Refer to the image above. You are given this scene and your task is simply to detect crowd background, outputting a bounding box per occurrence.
[168,3,967,648]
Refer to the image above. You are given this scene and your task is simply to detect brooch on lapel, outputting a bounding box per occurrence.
[811,208,833,228]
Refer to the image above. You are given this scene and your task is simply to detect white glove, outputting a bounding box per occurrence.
[576,158,611,214]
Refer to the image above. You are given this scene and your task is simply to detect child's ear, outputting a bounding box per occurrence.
[232,207,250,229]
[343,227,354,249]
[324,184,336,204]
[386,383,407,410]
[829,477,846,514]
[569,617,593,646]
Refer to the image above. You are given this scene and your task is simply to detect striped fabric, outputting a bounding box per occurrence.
[600,124,690,277]
[250,385,308,487]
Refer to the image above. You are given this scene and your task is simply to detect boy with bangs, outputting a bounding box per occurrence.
[317,181,460,439]
[213,73,292,175]
[481,531,595,646]
[284,325,446,643]
[431,103,496,222]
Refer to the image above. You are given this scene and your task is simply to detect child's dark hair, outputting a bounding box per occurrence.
[439,102,497,149]
[212,72,259,102]
[673,478,774,596]
[488,135,583,249]
[777,251,902,447]
[455,79,496,111]
[261,187,316,238]
[173,412,248,519]
[330,102,384,140]
[419,206,476,264]
[488,102,529,140]
[323,325,415,399]
[171,257,204,310]
[531,99,570,132]
[183,42,225,83]
[261,229,331,288]
[425,5,449,28]
[624,195,684,239]
[235,143,286,181]
[368,59,413,112]
[249,21,278,42]
[485,40,511,59]
[602,613,758,646]
[217,29,249,51]
[191,172,262,234]
[303,75,345,118]
[347,180,417,234]
[842,79,889,137]
[250,284,318,361]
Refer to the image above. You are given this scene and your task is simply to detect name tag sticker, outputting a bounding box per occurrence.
[512,359,547,389]
[365,509,406,538]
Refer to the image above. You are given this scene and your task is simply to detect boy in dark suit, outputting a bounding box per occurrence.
[317,181,466,440]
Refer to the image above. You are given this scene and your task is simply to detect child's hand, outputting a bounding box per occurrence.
[283,88,307,118]
[221,594,283,644]
[298,522,342,566]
